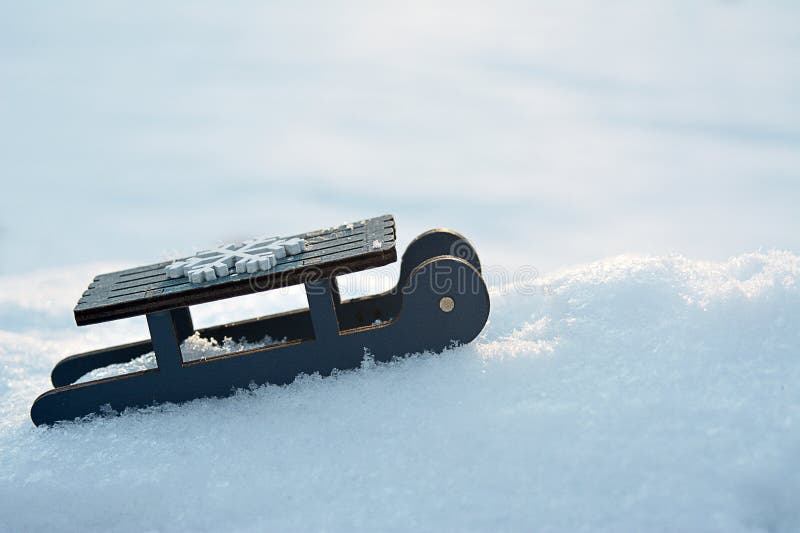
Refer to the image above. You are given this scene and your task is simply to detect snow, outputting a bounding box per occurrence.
[1,251,799,532]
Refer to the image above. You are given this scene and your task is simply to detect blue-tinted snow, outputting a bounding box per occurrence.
[1,252,799,532]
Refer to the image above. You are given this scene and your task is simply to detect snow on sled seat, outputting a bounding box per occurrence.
[31,214,490,426]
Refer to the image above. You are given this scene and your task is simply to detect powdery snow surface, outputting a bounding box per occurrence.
[0,252,798,532]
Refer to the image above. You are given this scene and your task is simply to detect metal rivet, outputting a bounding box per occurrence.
[439,296,455,313]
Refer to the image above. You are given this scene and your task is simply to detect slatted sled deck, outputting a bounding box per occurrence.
[32,214,490,426]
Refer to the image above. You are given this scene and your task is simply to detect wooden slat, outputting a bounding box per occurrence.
[74,215,396,326]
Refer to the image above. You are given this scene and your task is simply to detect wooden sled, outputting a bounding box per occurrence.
[31,215,490,426]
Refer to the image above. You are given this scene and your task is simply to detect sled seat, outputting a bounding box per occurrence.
[74,215,396,325]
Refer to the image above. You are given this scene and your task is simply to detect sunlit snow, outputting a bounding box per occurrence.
[1,252,798,532]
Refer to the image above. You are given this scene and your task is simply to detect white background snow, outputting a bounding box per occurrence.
[1,2,799,532]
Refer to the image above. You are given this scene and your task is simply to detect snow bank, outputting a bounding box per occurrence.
[0,252,798,532]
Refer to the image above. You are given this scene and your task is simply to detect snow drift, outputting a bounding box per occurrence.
[0,252,798,532]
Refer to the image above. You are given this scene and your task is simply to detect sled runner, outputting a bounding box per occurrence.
[31,215,490,426]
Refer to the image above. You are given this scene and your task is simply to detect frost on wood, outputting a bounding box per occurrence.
[165,236,306,283]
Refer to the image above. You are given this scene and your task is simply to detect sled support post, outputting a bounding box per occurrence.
[330,277,342,306]
[146,310,185,375]
[171,306,195,341]
[305,279,340,341]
